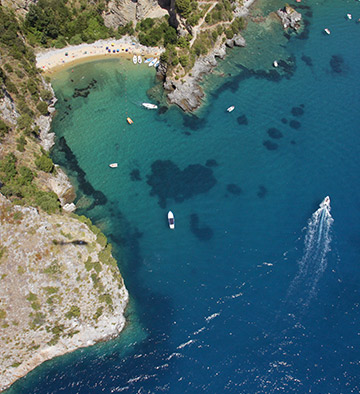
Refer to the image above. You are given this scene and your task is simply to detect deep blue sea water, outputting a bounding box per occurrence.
[7,1,360,393]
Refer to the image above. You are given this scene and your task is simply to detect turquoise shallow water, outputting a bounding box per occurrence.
[7,0,360,392]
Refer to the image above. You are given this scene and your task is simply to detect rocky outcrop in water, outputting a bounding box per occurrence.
[164,35,245,112]
[277,6,302,30]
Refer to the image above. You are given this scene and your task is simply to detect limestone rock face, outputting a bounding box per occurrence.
[2,0,37,16]
[103,0,168,29]
[47,166,76,206]
[165,45,227,112]
[0,193,128,392]
[36,79,57,151]
[277,6,302,30]
[0,92,19,126]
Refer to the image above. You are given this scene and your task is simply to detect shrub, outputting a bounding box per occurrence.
[65,305,80,319]
[175,0,191,17]
[0,119,9,137]
[35,154,54,172]
[17,114,33,130]
[40,89,53,101]
[16,135,27,152]
[37,101,49,116]
[34,191,59,213]
[179,55,189,67]
[5,80,18,95]
[4,63,13,73]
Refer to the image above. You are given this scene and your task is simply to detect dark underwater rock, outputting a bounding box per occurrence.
[237,115,248,125]
[330,55,344,73]
[263,140,279,150]
[289,120,301,129]
[267,128,283,139]
[257,185,267,198]
[205,159,218,168]
[130,169,141,181]
[226,184,242,195]
[190,213,213,241]
[291,106,304,116]
[147,160,217,208]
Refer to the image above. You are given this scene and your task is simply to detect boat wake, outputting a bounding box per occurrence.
[287,196,334,308]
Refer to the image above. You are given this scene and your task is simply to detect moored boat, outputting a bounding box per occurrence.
[154,60,160,68]
[133,55,137,64]
[109,163,118,168]
[144,57,153,64]
[324,28,331,35]
[227,106,235,112]
[168,211,175,229]
[149,58,157,67]
[142,103,158,110]
[127,117,133,124]
[138,55,142,64]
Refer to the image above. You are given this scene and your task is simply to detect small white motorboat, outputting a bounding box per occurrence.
[149,58,157,67]
[227,106,235,112]
[142,103,158,110]
[273,60,279,68]
[322,196,330,208]
[109,163,118,168]
[154,60,160,68]
[133,55,137,64]
[144,57,153,64]
[324,28,331,35]
[138,55,142,64]
[347,13,352,20]
[168,211,175,229]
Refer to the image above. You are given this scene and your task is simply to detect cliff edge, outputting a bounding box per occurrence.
[0,194,128,392]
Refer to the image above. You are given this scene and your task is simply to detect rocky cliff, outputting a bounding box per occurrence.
[103,0,169,28]
[1,0,37,16]
[0,193,129,392]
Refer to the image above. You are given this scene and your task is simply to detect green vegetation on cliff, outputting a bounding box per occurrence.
[23,0,111,47]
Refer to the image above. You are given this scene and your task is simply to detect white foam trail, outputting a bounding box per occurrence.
[205,312,220,322]
[177,339,196,350]
[288,196,334,307]
[166,352,182,361]
[193,327,206,335]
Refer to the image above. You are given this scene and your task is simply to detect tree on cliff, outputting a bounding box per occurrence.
[175,0,191,18]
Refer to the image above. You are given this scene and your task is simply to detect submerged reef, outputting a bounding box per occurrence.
[147,160,217,208]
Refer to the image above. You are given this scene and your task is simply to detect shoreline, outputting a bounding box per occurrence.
[36,37,164,75]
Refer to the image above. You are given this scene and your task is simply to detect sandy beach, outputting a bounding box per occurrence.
[36,36,164,74]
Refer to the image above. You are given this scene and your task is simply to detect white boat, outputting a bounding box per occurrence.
[273,60,279,68]
[142,103,158,110]
[347,13,352,20]
[149,58,157,67]
[168,211,175,229]
[138,55,142,64]
[324,28,331,35]
[227,106,235,112]
[154,60,160,68]
[322,196,330,209]
[109,163,118,168]
[144,57,153,64]
[132,55,137,64]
